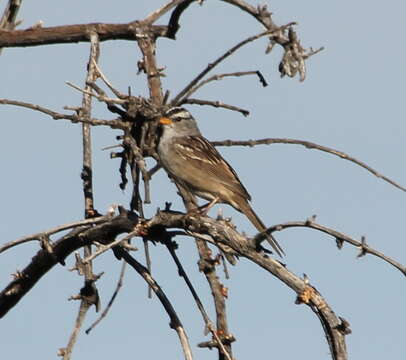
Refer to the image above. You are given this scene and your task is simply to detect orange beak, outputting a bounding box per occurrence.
[159,117,173,125]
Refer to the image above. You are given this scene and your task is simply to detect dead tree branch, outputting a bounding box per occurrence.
[0,22,169,48]
[269,219,406,276]
[172,25,294,104]
[0,0,22,31]
[0,208,139,318]
[181,98,250,116]
[211,138,406,193]
[113,246,194,360]
[85,261,127,334]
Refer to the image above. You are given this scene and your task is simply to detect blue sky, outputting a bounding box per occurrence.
[1,1,405,359]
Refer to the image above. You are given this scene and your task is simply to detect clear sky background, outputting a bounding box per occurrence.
[1,1,405,359]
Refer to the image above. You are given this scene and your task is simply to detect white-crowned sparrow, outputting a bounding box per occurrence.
[157,107,284,257]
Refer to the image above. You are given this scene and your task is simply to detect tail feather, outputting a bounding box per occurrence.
[239,201,285,257]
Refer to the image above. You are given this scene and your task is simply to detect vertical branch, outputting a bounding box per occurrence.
[195,240,233,359]
[0,0,23,55]
[62,32,100,360]
[114,247,194,360]
[0,0,22,30]
[81,32,100,218]
[176,184,234,359]
[136,25,164,105]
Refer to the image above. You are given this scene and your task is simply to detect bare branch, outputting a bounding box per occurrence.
[184,70,267,99]
[0,98,126,128]
[0,208,139,318]
[0,214,112,254]
[211,138,406,193]
[164,239,232,360]
[113,247,194,360]
[144,0,191,26]
[61,34,103,360]
[0,0,22,31]
[85,261,127,334]
[59,299,92,360]
[148,210,349,360]
[171,25,294,104]
[166,0,195,39]
[269,219,406,277]
[82,230,140,265]
[90,59,126,99]
[0,22,169,48]
[182,98,250,116]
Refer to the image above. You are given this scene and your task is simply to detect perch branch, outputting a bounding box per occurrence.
[0,208,139,318]
[147,210,349,360]
[212,138,406,193]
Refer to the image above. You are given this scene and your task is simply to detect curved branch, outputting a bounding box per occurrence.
[269,220,406,276]
[184,70,267,99]
[113,247,193,360]
[211,138,406,193]
[0,214,112,254]
[171,25,293,105]
[147,210,349,360]
[0,98,127,129]
[182,98,250,116]
[0,209,139,318]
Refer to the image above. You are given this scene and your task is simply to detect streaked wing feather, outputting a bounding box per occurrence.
[174,136,251,200]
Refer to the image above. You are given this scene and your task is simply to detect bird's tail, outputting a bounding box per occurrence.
[239,201,285,257]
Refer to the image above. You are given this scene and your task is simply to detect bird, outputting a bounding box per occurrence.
[157,106,284,257]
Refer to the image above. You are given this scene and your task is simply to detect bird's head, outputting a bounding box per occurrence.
[159,107,201,136]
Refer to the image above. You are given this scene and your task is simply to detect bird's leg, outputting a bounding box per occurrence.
[196,197,220,215]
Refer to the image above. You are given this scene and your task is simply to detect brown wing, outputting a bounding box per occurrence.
[173,135,251,201]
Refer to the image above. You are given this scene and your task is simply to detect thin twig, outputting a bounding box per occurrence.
[165,0,195,39]
[182,98,249,116]
[144,239,153,298]
[114,247,194,360]
[59,300,90,360]
[269,219,406,277]
[90,59,126,99]
[123,134,151,203]
[212,138,406,193]
[66,81,126,105]
[85,261,127,334]
[184,70,267,99]
[144,0,190,25]
[165,240,232,360]
[0,98,126,128]
[0,215,111,254]
[0,0,22,33]
[82,230,140,265]
[171,25,294,104]
[62,32,101,360]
